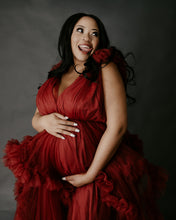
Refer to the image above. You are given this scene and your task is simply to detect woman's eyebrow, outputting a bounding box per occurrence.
[76,24,98,31]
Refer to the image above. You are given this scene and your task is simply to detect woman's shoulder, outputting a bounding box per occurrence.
[101,61,123,86]
[92,47,127,85]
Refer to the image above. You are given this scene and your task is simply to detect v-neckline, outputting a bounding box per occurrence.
[53,75,82,101]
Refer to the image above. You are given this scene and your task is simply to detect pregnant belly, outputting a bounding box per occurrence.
[49,121,106,176]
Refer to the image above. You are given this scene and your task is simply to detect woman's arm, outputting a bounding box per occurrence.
[86,62,127,179]
[32,107,80,139]
[63,62,127,187]
[32,107,45,132]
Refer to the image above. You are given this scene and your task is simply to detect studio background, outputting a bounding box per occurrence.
[0,0,175,219]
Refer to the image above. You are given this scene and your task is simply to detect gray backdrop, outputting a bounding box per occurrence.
[0,0,175,219]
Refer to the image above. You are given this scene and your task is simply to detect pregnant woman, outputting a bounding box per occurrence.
[3,13,168,220]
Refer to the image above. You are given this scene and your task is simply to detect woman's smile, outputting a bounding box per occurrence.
[78,44,93,54]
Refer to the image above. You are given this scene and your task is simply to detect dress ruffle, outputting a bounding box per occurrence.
[3,130,168,219]
[3,132,75,204]
[93,133,168,219]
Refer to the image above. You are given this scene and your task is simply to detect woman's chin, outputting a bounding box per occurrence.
[73,56,89,64]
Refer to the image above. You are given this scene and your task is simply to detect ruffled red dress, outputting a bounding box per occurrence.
[3,48,168,220]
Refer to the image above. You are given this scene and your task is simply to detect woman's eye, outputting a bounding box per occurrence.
[92,32,99,37]
[76,28,83,33]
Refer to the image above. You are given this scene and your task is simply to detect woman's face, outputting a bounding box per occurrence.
[71,16,99,65]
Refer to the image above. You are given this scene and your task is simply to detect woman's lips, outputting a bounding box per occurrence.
[78,44,93,54]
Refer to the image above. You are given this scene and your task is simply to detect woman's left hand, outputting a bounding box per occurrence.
[62,173,95,187]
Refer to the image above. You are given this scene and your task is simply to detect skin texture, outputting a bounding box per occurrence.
[32,16,127,187]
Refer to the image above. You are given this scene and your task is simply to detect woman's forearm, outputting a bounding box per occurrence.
[32,111,45,132]
[86,127,126,179]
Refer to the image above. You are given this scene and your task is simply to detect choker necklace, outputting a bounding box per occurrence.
[73,64,86,75]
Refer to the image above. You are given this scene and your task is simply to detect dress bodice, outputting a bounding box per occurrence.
[36,72,106,124]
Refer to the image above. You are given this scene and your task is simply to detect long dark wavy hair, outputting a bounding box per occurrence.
[48,13,136,104]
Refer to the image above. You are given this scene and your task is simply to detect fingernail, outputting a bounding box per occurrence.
[62,177,66,181]
[75,129,80,132]
[61,136,65,139]
[74,123,78,126]
[70,134,75,137]
[65,116,69,119]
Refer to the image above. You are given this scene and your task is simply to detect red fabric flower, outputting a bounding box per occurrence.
[92,48,113,64]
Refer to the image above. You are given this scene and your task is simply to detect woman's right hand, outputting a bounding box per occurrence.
[32,108,80,139]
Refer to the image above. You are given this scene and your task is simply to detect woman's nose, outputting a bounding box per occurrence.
[82,33,91,41]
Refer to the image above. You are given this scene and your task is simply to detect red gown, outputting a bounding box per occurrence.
[3,49,168,220]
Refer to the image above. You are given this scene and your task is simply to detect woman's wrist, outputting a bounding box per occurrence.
[86,169,99,181]
[32,112,45,132]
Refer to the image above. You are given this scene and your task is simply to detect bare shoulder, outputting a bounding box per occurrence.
[101,61,124,86]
